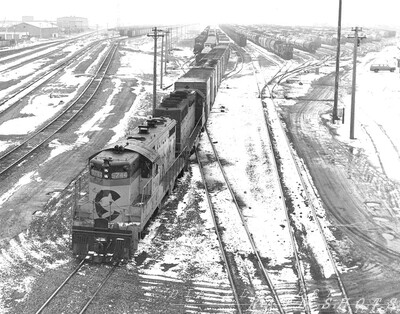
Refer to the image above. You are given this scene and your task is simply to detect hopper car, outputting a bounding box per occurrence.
[71,42,230,263]
[194,26,210,54]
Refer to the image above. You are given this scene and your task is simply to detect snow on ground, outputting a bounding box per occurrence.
[0,45,61,72]
[335,44,400,183]
[1,30,399,312]
[0,171,37,208]
[0,140,16,153]
[0,70,88,135]
[136,168,230,285]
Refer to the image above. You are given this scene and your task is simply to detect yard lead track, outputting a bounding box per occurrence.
[0,40,121,177]
[245,45,316,313]
[195,149,242,314]
[245,42,353,312]
[259,66,353,313]
[0,37,107,112]
[78,264,118,314]
[196,128,294,314]
[35,261,118,314]
[35,260,86,314]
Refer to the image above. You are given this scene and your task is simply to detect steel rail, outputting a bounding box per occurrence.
[195,149,243,314]
[0,40,121,177]
[247,47,313,314]
[0,39,106,111]
[203,127,287,314]
[263,78,354,314]
[35,259,86,314]
[78,264,118,314]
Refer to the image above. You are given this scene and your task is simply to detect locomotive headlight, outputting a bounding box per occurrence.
[104,174,109,179]
[104,168,109,173]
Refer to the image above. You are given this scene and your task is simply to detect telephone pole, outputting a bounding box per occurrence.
[147,27,164,115]
[348,27,366,139]
[332,0,342,123]
[160,33,165,88]
[164,29,170,74]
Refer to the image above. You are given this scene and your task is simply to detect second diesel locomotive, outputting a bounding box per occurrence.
[71,36,230,263]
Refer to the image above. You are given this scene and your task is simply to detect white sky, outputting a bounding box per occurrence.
[3,0,400,29]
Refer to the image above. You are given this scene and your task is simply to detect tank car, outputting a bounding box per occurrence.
[257,35,293,60]
[319,35,337,46]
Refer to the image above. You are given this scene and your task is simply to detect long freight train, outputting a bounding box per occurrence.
[219,24,293,60]
[71,37,230,263]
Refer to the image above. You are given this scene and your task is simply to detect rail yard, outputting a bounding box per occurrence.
[0,22,399,314]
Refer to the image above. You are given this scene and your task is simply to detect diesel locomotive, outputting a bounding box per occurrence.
[71,34,230,263]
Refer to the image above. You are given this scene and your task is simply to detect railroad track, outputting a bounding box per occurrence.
[0,40,121,177]
[0,38,108,113]
[0,42,62,70]
[224,41,354,312]
[251,50,354,312]
[35,260,118,314]
[223,43,245,80]
[264,83,353,312]
[196,127,308,314]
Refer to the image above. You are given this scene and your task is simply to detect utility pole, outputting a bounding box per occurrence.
[332,0,342,123]
[160,32,165,88]
[348,27,366,139]
[164,29,170,74]
[147,27,164,115]
[169,28,173,51]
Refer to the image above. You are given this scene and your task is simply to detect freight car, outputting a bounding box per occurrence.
[248,32,293,60]
[204,34,218,49]
[275,34,318,53]
[290,38,318,53]
[71,43,230,263]
[119,27,153,37]
[194,26,210,54]
[219,24,247,47]
[319,34,338,46]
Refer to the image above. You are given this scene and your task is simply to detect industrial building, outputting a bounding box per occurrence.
[12,22,59,39]
[57,17,89,33]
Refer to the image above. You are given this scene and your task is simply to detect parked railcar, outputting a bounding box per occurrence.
[119,27,153,38]
[219,24,247,47]
[204,34,218,48]
[290,38,318,53]
[194,26,210,54]
[71,43,231,263]
[256,35,293,60]
[319,35,337,46]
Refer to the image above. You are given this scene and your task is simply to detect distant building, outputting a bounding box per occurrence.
[0,31,29,41]
[57,17,89,33]
[12,22,59,39]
